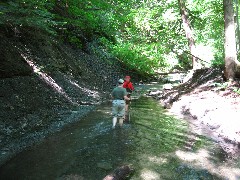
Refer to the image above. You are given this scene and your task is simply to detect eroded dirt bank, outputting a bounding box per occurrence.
[0,27,144,166]
[152,68,240,156]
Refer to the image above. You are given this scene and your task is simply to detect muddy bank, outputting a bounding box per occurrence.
[149,68,240,156]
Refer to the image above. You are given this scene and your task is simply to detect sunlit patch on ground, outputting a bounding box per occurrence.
[21,50,103,106]
[148,156,168,165]
[140,169,161,180]
[175,148,240,180]
[21,52,76,104]
[169,85,240,144]
[176,149,210,162]
[68,78,100,99]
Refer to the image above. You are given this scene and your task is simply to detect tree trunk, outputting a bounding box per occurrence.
[224,0,238,80]
[178,0,199,70]
[54,0,69,17]
[66,0,69,8]
[235,0,240,53]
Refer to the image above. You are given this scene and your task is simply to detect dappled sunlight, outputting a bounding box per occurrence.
[176,149,210,162]
[170,79,240,143]
[162,8,178,22]
[163,52,178,67]
[195,79,217,90]
[140,169,161,180]
[175,148,240,180]
[1,90,240,179]
[217,166,240,180]
[21,53,76,104]
[195,44,215,67]
[2,0,240,179]
[148,156,168,165]
[68,79,100,99]
[96,109,111,115]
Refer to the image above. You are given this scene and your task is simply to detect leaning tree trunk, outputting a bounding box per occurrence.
[224,0,238,80]
[178,0,199,70]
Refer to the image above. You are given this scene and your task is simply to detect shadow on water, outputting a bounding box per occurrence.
[0,96,240,180]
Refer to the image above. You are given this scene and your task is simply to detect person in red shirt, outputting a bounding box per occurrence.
[123,76,134,120]
[123,76,134,92]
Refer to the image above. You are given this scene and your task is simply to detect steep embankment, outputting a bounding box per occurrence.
[0,26,139,165]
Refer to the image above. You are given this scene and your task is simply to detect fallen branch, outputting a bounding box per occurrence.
[182,51,211,64]
[155,71,186,75]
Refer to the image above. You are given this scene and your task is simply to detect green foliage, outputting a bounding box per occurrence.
[233,87,240,94]
[211,54,225,67]
[0,1,57,34]
[0,0,234,75]
[96,1,189,74]
[213,82,229,90]
[68,36,83,49]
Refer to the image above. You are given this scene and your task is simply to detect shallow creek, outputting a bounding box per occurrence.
[0,92,240,180]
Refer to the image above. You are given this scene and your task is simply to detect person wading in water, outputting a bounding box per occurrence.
[111,79,130,129]
[123,76,134,121]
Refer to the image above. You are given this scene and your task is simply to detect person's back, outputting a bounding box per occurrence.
[112,87,126,100]
[111,79,129,129]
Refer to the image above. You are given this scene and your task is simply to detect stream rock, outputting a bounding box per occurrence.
[148,90,162,96]
[163,84,173,90]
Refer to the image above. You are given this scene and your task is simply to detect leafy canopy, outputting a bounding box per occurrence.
[1,0,237,74]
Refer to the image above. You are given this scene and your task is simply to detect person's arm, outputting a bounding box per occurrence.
[123,82,127,88]
[129,82,134,91]
[123,89,130,101]
[124,95,130,101]
[111,90,114,100]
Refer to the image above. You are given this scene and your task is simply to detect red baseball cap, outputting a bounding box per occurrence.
[125,76,131,79]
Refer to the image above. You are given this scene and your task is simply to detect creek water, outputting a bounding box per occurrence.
[0,92,240,179]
